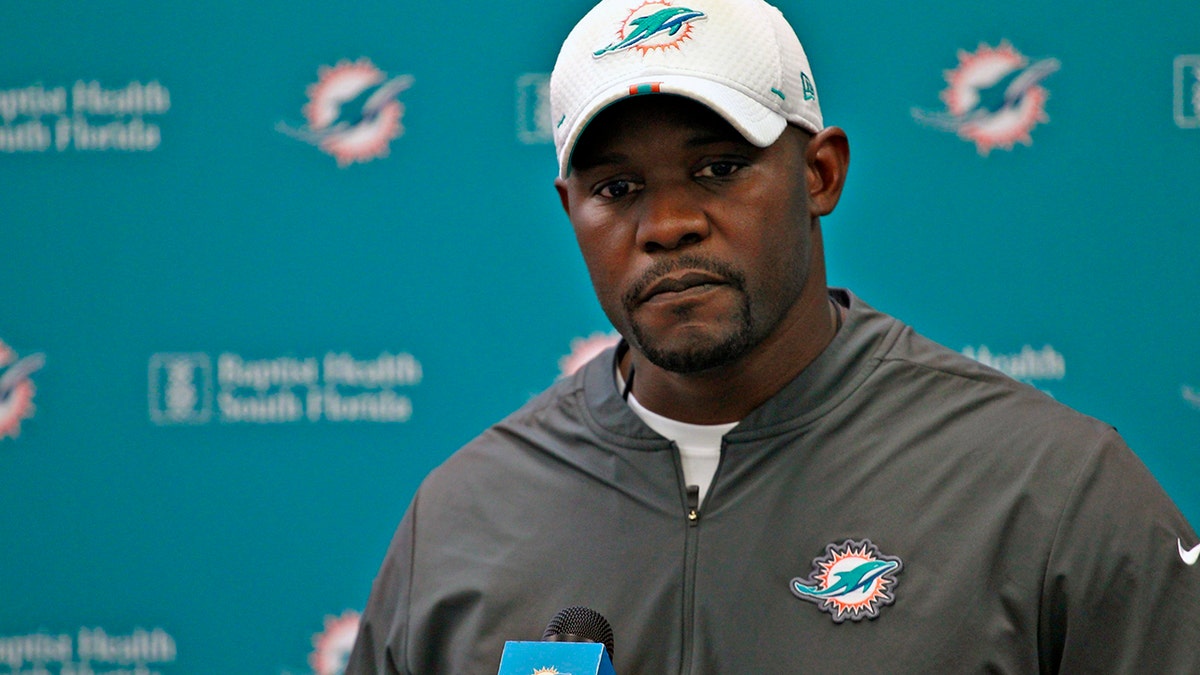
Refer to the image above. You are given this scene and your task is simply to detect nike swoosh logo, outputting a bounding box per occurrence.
[1179,538,1200,565]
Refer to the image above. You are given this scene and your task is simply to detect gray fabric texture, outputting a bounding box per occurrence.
[347,290,1200,674]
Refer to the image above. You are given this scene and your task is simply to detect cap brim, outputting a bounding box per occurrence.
[558,74,788,178]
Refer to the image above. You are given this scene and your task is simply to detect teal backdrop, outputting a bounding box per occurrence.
[3,1,1198,672]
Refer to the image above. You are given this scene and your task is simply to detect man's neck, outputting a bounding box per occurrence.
[621,284,840,425]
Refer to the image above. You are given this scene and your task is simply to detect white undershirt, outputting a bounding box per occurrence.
[617,368,736,506]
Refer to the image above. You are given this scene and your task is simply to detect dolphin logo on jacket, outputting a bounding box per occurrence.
[791,558,898,598]
[790,539,903,622]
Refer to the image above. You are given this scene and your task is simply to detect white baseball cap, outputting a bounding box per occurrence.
[550,0,824,178]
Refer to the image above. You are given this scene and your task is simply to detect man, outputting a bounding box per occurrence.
[347,0,1200,672]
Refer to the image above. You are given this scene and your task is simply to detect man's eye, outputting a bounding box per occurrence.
[696,161,742,178]
[597,179,638,198]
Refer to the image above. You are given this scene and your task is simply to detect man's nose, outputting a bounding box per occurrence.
[635,185,710,253]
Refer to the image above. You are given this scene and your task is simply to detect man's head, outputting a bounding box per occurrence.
[550,0,824,180]
[551,0,848,383]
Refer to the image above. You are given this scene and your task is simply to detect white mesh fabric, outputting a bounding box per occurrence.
[551,0,823,177]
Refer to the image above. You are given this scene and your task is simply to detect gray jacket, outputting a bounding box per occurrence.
[348,291,1200,674]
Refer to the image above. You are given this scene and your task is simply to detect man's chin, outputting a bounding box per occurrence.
[632,327,753,374]
[624,289,756,373]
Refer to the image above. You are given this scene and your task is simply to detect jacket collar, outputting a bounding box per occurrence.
[580,289,902,442]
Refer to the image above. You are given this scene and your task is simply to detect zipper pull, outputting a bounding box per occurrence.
[687,485,700,525]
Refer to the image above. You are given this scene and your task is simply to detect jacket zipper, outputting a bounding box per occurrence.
[686,484,701,524]
[678,439,727,675]
[681,482,700,674]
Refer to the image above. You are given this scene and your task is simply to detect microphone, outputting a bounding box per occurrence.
[497,606,616,675]
[542,605,615,659]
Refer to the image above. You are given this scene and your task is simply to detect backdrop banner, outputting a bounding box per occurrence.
[3,1,1198,672]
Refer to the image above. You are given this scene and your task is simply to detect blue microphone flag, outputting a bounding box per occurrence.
[496,641,616,675]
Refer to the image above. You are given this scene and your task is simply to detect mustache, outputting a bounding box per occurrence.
[622,255,747,309]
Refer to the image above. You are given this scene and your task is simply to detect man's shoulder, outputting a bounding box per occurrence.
[865,316,1117,460]
[418,359,605,493]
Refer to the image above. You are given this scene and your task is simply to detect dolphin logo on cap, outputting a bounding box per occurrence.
[594,6,706,57]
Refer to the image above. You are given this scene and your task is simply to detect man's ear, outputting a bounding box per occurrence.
[555,177,571,217]
[805,127,850,217]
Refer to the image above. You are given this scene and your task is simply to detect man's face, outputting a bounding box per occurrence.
[556,96,819,373]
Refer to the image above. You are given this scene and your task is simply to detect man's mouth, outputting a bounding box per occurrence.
[639,271,729,305]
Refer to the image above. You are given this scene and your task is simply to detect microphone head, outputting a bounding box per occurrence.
[541,606,614,661]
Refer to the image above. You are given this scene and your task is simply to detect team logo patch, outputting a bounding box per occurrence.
[278,58,413,167]
[912,42,1060,155]
[0,339,45,441]
[594,2,706,58]
[790,539,902,623]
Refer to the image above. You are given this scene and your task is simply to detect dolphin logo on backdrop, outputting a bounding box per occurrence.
[913,41,1059,155]
[309,610,360,675]
[278,58,413,167]
[558,332,621,378]
[0,339,45,441]
[1183,385,1200,410]
[594,2,706,57]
